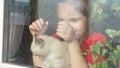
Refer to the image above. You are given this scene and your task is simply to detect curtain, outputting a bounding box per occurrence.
[8,12,25,62]
[8,0,30,62]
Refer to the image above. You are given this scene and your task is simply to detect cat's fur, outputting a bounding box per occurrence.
[31,35,71,68]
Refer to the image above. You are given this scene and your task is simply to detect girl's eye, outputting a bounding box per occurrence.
[69,18,81,22]
[59,18,64,21]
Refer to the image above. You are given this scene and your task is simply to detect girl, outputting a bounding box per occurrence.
[29,0,106,68]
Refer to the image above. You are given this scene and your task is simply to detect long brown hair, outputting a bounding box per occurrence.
[58,0,90,19]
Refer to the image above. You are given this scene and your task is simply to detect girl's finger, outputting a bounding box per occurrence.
[57,24,68,31]
[38,23,47,34]
[29,25,37,36]
[32,22,39,31]
[29,24,35,31]
[35,18,46,32]
[39,18,46,31]
[44,21,49,30]
[35,19,42,30]
[57,28,66,35]
[39,18,44,25]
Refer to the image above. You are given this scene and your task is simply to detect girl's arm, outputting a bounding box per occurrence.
[32,55,43,67]
[68,40,89,68]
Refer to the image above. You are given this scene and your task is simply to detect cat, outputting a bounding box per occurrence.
[31,34,71,68]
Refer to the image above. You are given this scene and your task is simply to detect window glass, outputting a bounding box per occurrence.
[3,0,32,66]
[3,0,58,67]
[3,0,120,68]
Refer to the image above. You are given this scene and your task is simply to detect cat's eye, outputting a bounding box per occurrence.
[35,38,44,46]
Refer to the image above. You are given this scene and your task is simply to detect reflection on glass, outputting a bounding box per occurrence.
[4,0,32,66]
[3,0,120,68]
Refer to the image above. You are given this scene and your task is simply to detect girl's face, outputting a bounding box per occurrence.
[58,3,88,40]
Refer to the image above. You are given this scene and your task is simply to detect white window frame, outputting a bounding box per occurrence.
[0,0,28,68]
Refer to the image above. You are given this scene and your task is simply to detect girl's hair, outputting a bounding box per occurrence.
[58,0,90,18]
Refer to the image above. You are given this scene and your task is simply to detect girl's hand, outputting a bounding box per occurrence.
[29,18,49,36]
[56,21,77,44]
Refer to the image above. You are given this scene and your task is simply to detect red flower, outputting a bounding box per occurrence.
[81,32,107,64]
[90,32,107,45]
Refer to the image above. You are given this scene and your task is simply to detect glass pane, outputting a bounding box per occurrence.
[3,0,58,67]
[3,0,120,68]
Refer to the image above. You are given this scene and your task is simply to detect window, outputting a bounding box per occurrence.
[0,0,120,68]
[1,0,58,67]
[0,0,30,68]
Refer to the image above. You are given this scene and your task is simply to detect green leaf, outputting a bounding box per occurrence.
[91,42,103,54]
[105,29,116,39]
[92,52,98,62]
[105,29,120,39]
[101,61,108,68]
[116,45,120,51]
[104,41,113,50]
[104,41,111,47]
[113,50,119,58]
[109,55,117,66]
[101,48,108,56]
[90,42,105,62]
[97,63,101,68]
[98,0,107,4]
